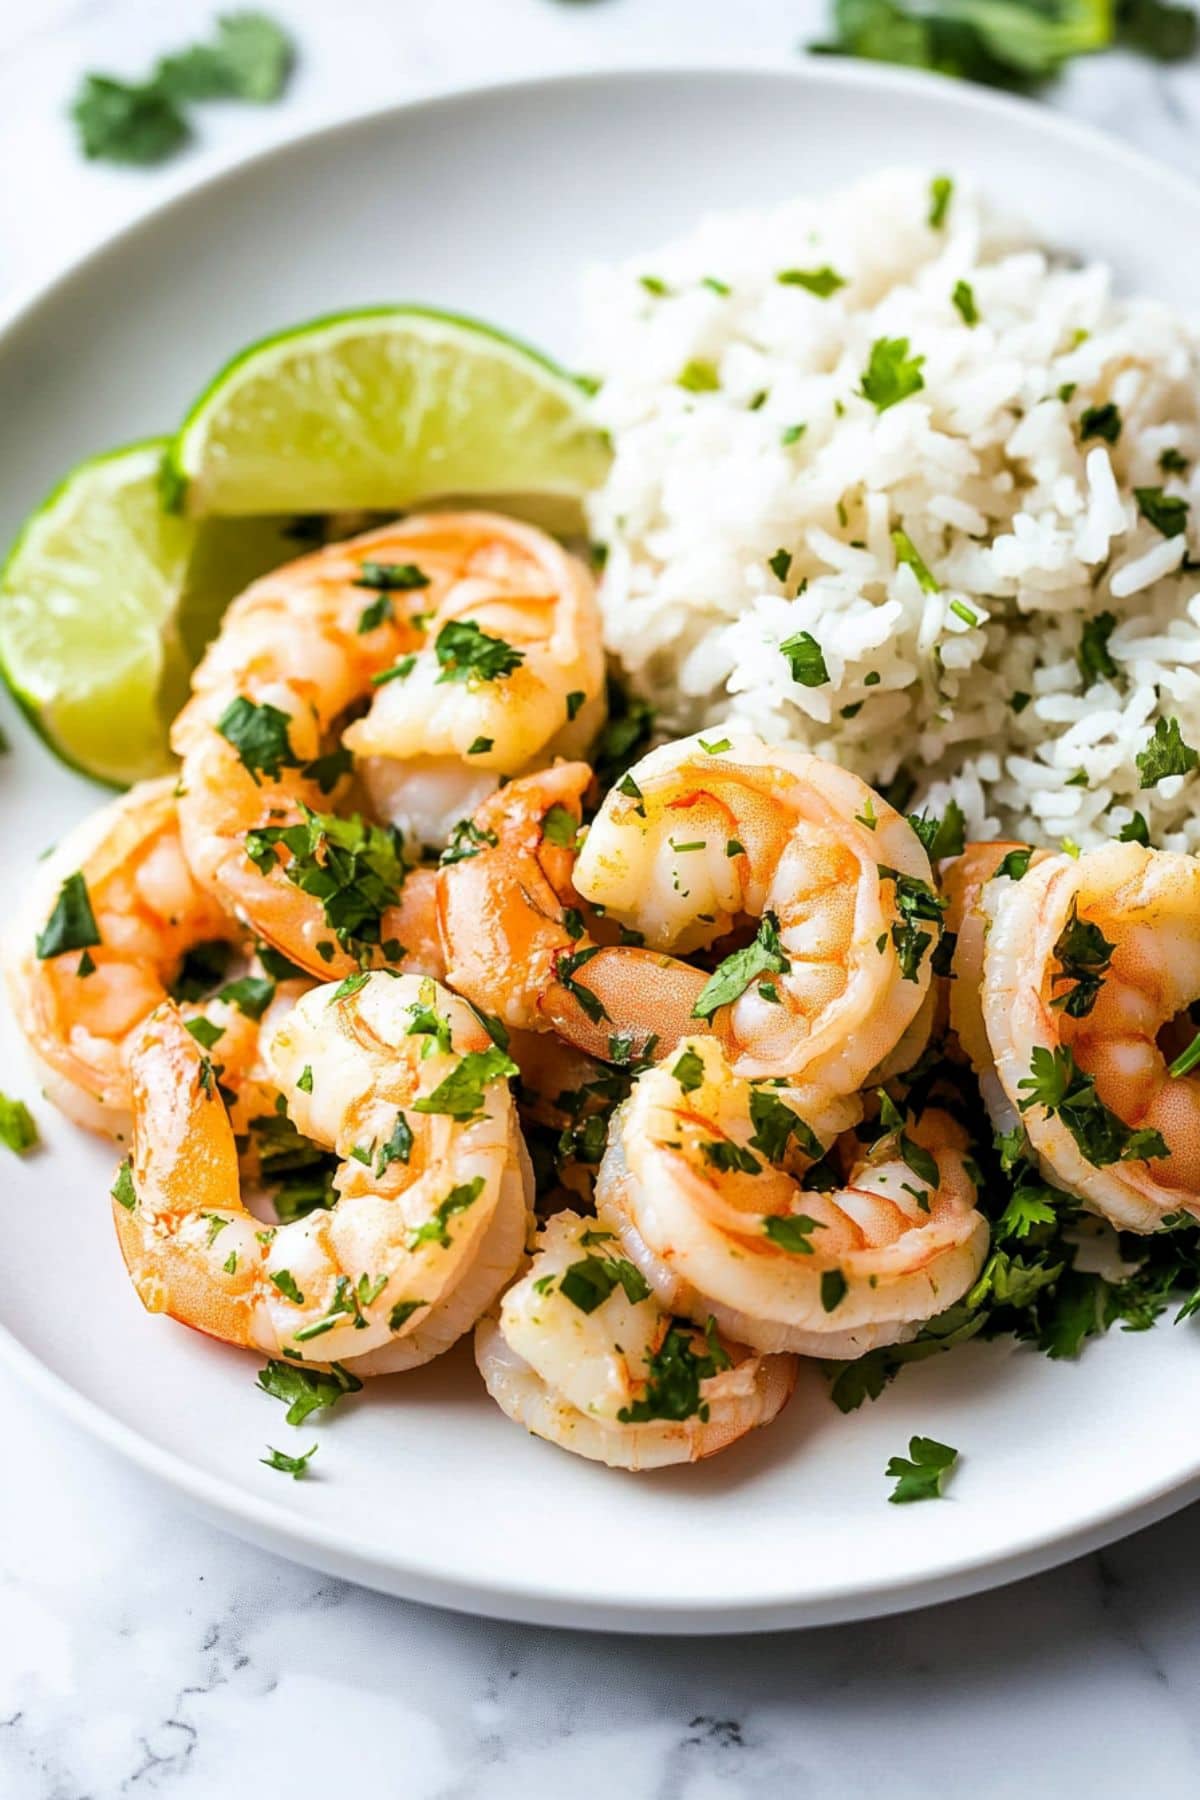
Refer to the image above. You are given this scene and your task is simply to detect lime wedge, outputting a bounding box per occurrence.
[163,306,610,518]
[0,441,297,787]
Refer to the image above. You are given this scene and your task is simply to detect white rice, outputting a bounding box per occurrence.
[582,168,1200,850]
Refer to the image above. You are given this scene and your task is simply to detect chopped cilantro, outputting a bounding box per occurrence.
[1018,1043,1169,1167]
[0,1093,38,1156]
[111,1159,137,1216]
[886,1435,958,1503]
[821,1269,848,1313]
[768,548,793,581]
[184,1016,226,1052]
[556,945,610,1026]
[777,265,846,297]
[892,528,939,593]
[261,1443,317,1479]
[1118,811,1151,846]
[271,1270,304,1304]
[671,1048,705,1094]
[434,619,524,684]
[700,1139,762,1176]
[692,912,790,1020]
[1050,899,1114,1018]
[1137,716,1199,787]
[439,817,499,866]
[35,871,101,960]
[1078,610,1118,683]
[374,1111,413,1176]
[216,696,301,783]
[951,280,978,326]
[763,1212,823,1254]
[354,560,430,591]
[779,630,830,688]
[995,846,1033,881]
[860,336,925,412]
[907,799,965,861]
[256,1358,362,1426]
[559,1254,652,1314]
[928,174,953,228]
[677,359,720,392]
[412,1046,519,1120]
[1080,401,1121,444]
[1135,486,1189,537]
[245,805,406,958]
[542,804,579,848]
[748,1089,823,1163]
[617,1318,730,1424]
[408,1176,485,1248]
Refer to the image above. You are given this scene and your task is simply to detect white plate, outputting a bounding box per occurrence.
[3,63,1200,1635]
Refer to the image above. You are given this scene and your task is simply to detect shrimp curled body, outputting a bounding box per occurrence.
[595,1037,988,1359]
[983,841,1200,1232]
[3,777,281,1139]
[172,513,604,979]
[115,972,530,1368]
[475,1211,797,1469]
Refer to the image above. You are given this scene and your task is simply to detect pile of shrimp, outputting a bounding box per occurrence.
[9,509,1196,1474]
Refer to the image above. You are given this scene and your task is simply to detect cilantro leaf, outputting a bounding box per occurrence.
[35,871,101,960]
[217,974,275,1021]
[777,265,846,297]
[763,1212,823,1254]
[1078,610,1118,683]
[886,1435,958,1503]
[951,279,979,326]
[261,1443,317,1479]
[1080,401,1121,444]
[256,1358,363,1427]
[1137,716,1199,788]
[892,528,940,593]
[692,912,790,1020]
[407,1176,485,1248]
[860,336,925,412]
[412,1046,519,1120]
[434,619,524,684]
[671,1048,705,1094]
[1050,898,1115,1018]
[617,1318,730,1423]
[907,799,965,860]
[217,696,301,783]
[1018,1043,1169,1167]
[558,1254,652,1314]
[244,805,406,958]
[0,1092,38,1156]
[157,12,294,103]
[778,631,830,688]
[71,75,189,165]
[928,174,953,227]
[748,1088,823,1163]
[1135,485,1189,537]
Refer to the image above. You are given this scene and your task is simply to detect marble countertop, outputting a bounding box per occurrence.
[5,3,1200,1795]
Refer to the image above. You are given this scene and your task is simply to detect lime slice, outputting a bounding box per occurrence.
[163,305,610,518]
[0,441,297,787]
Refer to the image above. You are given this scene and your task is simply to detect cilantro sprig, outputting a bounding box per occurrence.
[72,13,295,166]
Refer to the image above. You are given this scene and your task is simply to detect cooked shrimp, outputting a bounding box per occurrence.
[114,972,530,1364]
[983,841,1200,1232]
[2,778,295,1139]
[343,513,605,838]
[595,1037,988,1359]
[475,1210,797,1469]
[440,734,941,1108]
[437,761,712,1057]
[172,513,603,978]
[939,841,1045,1085]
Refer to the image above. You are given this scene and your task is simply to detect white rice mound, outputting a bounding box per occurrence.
[583,168,1200,850]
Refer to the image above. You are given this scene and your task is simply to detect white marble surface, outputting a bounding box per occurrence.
[5,2,1200,1795]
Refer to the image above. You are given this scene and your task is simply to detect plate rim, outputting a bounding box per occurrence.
[4,57,1200,1633]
